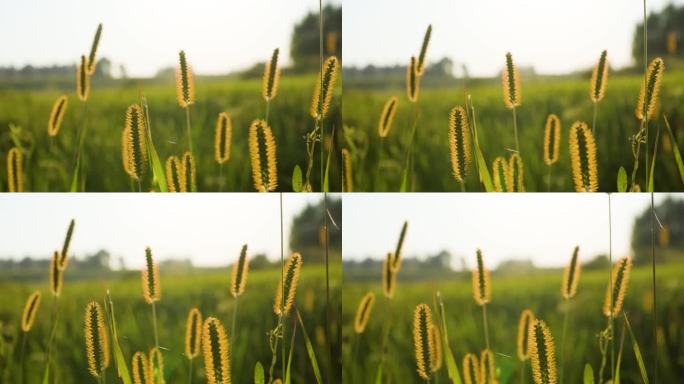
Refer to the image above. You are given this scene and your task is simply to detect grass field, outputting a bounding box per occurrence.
[0,74,342,192]
[342,262,684,384]
[0,264,341,383]
[342,70,684,192]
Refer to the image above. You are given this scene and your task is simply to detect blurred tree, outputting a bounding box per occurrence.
[290,5,341,70]
[632,4,684,65]
[289,197,342,263]
[631,197,684,263]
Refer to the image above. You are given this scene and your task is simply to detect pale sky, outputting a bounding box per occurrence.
[0,193,325,267]
[343,193,679,269]
[0,0,340,78]
[343,0,683,77]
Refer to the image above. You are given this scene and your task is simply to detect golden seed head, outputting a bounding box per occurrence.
[462,353,481,384]
[21,291,41,332]
[87,24,103,75]
[202,317,231,384]
[262,48,281,101]
[132,351,152,384]
[407,56,420,103]
[248,119,278,192]
[378,96,398,138]
[214,112,232,164]
[416,25,432,75]
[123,104,149,181]
[185,308,203,359]
[528,319,557,384]
[230,244,250,298]
[176,50,195,108]
[543,114,561,166]
[310,56,339,119]
[517,309,535,361]
[561,246,581,300]
[413,303,435,380]
[472,249,491,305]
[429,323,443,372]
[149,347,164,383]
[165,156,185,192]
[341,148,353,192]
[58,219,75,270]
[48,95,68,137]
[492,156,512,192]
[392,221,408,271]
[636,57,664,121]
[508,153,525,192]
[590,50,608,102]
[77,55,90,102]
[603,256,632,317]
[141,247,161,304]
[84,301,110,378]
[502,52,521,109]
[480,349,497,383]
[274,252,303,316]
[449,106,473,183]
[182,152,196,192]
[354,292,375,334]
[7,147,23,192]
[382,252,397,299]
[568,121,599,192]
[50,251,63,297]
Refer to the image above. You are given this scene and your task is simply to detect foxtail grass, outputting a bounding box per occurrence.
[473,249,491,350]
[248,119,278,192]
[517,309,535,383]
[543,114,561,191]
[132,351,151,384]
[603,257,632,318]
[416,25,432,75]
[230,244,249,357]
[202,317,231,384]
[262,48,280,125]
[382,252,396,298]
[378,97,398,138]
[48,96,68,137]
[463,353,480,384]
[123,104,149,190]
[590,50,608,136]
[19,291,40,383]
[559,246,581,384]
[568,121,598,192]
[176,50,195,155]
[49,251,63,297]
[142,247,161,351]
[58,219,75,270]
[413,303,435,382]
[354,292,375,334]
[149,347,164,384]
[214,112,231,191]
[480,349,496,384]
[502,52,521,154]
[341,148,353,192]
[274,252,302,316]
[402,55,422,191]
[87,24,103,75]
[509,153,524,192]
[529,319,557,384]
[429,324,442,373]
[392,221,408,271]
[492,156,511,192]
[165,156,184,192]
[77,55,90,102]
[182,152,196,192]
[632,57,664,190]
[7,147,23,192]
[185,308,202,383]
[84,301,110,381]
[448,106,472,190]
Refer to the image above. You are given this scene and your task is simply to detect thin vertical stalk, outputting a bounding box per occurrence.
[324,190,332,384]
[18,332,27,384]
[44,296,60,381]
[188,358,193,384]
[151,301,160,351]
[279,193,285,380]
[547,165,552,192]
[376,139,385,191]
[592,102,598,136]
[512,106,519,154]
[650,192,657,382]
[482,304,491,351]
[230,297,239,353]
[185,107,193,155]
[318,0,325,193]
[643,0,649,187]
[219,164,224,192]
[608,194,614,381]
[559,302,570,384]
[265,100,271,126]
[520,362,525,384]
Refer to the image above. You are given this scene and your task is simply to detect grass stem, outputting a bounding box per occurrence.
[185,107,193,155]
[512,106,520,154]
[188,358,193,384]
[608,194,614,381]
[151,301,160,351]
[482,303,491,351]
[559,301,570,384]
[650,192,657,382]
[230,296,239,354]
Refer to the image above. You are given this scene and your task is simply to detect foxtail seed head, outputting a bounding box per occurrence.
[603,256,632,317]
[636,57,664,121]
[354,292,375,334]
[185,308,202,359]
[480,349,497,384]
[407,56,420,103]
[378,97,398,138]
[84,301,110,378]
[392,221,408,271]
[509,153,524,192]
[449,106,472,183]
[382,252,396,298]
[7,147,23,192]
[502,52,521,109]
[202,317,231,384]
[248,119,278,192]
[341,148,353,192]
[165,156,185,192]
[214,112,232,164]
[230,244,250,298]
[182,152,196,192]
[472,249,491,305]
[87,24,103,75]
[517,309,535,361]
[142,247,161,304]
[77,55,90,102]
[492,156,512,192]
[149,347,164,384]
[21,291,41,332]
[429,323,443,372]
[262,48,281,101]
[561,246,581,300]
[462,353,480,384]
[528,319,557,384]
[274,252,302,316]
[310,56,339,119]
[416,25,432,75]
[543,114,561,166]
[50,251,63,297]
[413,303,435,380]
[132,351,152,384]
[58,219,75,270]
[48,96,68,137]
[568,121,598,192]
[176,51,195,108]
[590,50,608,103]
[124,104,149,181]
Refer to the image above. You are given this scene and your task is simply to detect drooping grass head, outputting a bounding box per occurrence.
[502,52,521,109]
[354,291,375,334]
[230,244,250,298]
[262,48,281,101]
[413,303,435,380]
[87,23,103,75]
[462,353,480,384]
[603,256,632,317]
[21,291,41,332]
[123,104,149,181]
[590,50,608,103]
[273,252,303,316]
[176,50,195,108]
[48,95,68,137]
[472,249,491,305]
[528,319,557,384]
[392,221,408,271]
[248,119,278,192]
[561,246,581,300]
[568,121,598,192]
[406,56,420,103]
[7,147,23,192]
[508,153,525,192]
[416,25,432,75]
[142,247,161,304]
[77,55,90,102]
[50,251,63,297]
[310,56,339,119]
[382,252,396,299]
[378,96,398,138]
[543,114,561,166]
[132,351,151,384]
[185,308,202,359]
[58,219,75,270]
[448,106,472,183]
[636,57,664,121]
[84,301,110,378]
[341,148,353,192]
[202,317,231,384]
[165,156,185,192]
[214,112,232,164]
[517,309,535,361]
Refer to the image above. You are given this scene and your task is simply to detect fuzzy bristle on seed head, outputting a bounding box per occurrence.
[636,57,664,121]
[142,247,161,304]
[561,246,581,300]
[84,301,110,378]
[590,50,608,102]
[517,309,535,361]
[230,244,250,298]
[543,114,561,166]
[124,104,149,181]
[413,303,435,380]
[310,56,339,119]
[406,56,420,103]
[472,249,491,305]
[392,221,408,271]
[248,119,278,192]
[7,147,23,192]
[185,308,202,359]
[262,48,281,101]
[274,252,302,316]
[48,95,68,137]
[132,351,151,384]
[378,96,398,138]
[449,106,473,183]
[568,121,599,192]
[341,148,353,192]
[87,24,103,75]
[182,152,196,192]
[214,112,232,164]
[508,153,525,192]
[21,291,41,332]
[149,347,164,383]
[176,50,195,108]
[50,251,63,297]
[462,353,480,384]
[382,252,396,298]
[58,219,75,270]
[603,256,632,317]
[528,319,557,384]
[480,349,497,383]
[429,323,443,372]
[354,292,375,334]
[77,55,90,102]
[416,25,432,75]
[492,156,512,192]
[202,317,231,384]
[502,52,521,109]
[165,156,185,192]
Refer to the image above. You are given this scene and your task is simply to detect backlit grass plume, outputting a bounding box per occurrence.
[502,52,521,109]
[230,244,250,298]
[382,252,396,298]
[416,25,432,75]
[406,56,420,103]
[392,221,408,271]
[310,56,339,119]
[262,48,281,101]
[462,353,480,384]
[21,291,41,332]
[273,252,302,316]
[165,156,184,192]
[429,323,443,372]
[84,301,110,378]
[182,152,196,192]
[149,347,164,384]
[132,351,152,384]
[342,148,353,192]
[49,251,63,297]
[517,309,535,361]
[77,55,89,102]
[123,104,149,181]
[590,51,608,103]
[529,319,557,384]
[378,96,398,138]
[509,153,524,192]
[561,246,581,299]
[185,308,202,359]
[86,24,103,75]
[214,112,232,164]
[7,147,23,192]
[354,292,375,334]
[492,156,511,192]
[248,119,278,192]
[568,121,598,192]
[635,57,664,121]
[48,95,68,137]
[603,256,632,317]
[58,219,75,270]
[472,249,491,305]
[448,106,472,184]
[543,114,561,166]
[413,303,435,381]
[480,349,497,384]
[202,317,231,384]
[176,51,195,108]
[142,247,160,303]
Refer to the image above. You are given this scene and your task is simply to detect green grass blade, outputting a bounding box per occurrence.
[624,314,649,384]
[296,311,323,384]
[374,364,384,384]
[323,125,336,193]
[647,125,660,192]
[284,319,297,384]
[438,293,463,384]
[105,291,132,384]
[254,362,265,384]
[467,96,494,192]
[663,114,684,185]
[617,167,628,192]
[141,97,168,192]
[41,363,50,384]
[614,321,626,384]
[583,364,594,384]
[400,167,409,192]
[292,165,303,192]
